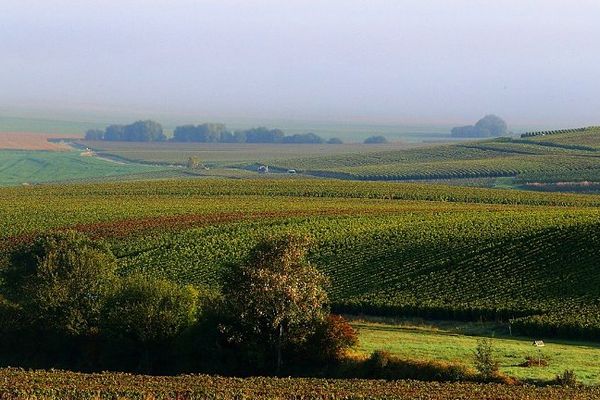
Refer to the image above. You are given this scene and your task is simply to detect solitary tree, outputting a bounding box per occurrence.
[474,115,508,137]
[451,115,508,138]
[220,235,329,373]
[473,338,499,379]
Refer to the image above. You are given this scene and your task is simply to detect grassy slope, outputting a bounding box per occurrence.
[0,150,166,185]
[353,319,600,385]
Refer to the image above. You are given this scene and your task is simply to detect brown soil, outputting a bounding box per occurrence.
[0,132,82,151]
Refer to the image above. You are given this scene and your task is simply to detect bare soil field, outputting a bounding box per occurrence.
[0,132,82,151]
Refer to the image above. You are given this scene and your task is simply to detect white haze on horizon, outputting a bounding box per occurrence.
[1,0,599,127]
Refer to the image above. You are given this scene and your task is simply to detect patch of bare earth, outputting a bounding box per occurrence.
[0,132,82,151]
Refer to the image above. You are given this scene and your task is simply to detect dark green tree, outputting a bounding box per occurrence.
[244,127,285,143]
[364,135,388,144]
[281,133,325,144]
[84,129,104,140]
[103,274,198,372]
[123,120,165,141]
[474,114,508,137]
[2,231,118,337]
[104,124,125,141]
[451,115,508,138]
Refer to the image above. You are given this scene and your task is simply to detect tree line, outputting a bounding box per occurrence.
[0,232,547,384]
[0,232,356,375]
[86,121,345,144]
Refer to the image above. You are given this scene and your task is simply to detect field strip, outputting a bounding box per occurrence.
[0,132,82,151]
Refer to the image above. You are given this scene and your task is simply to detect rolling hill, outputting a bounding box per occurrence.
[2,179,600,340]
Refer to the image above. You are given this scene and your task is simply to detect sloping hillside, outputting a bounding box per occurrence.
[265,128,600,190]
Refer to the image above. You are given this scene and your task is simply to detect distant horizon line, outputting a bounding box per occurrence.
[0,105,593,132]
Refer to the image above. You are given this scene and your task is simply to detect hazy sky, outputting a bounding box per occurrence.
[1,0,600,126]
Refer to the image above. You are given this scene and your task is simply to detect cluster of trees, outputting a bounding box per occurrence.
[85,120,166,142]
[173,125,342,144]
[0,232,356,375]
[451,115,508,138]
[364,135,388,144]
[86,121,344,144]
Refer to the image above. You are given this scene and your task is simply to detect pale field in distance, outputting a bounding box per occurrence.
[0,132,82,151]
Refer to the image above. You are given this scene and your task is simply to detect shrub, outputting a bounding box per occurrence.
[102,273,198,372]
[368,350,391,370]
[473,339,499,379]
[519,354,549,367]
[321,315,358,358]
[554,370,578,386]
[104,274,198,345]
[303,315,358,363]
[363,351,473,381]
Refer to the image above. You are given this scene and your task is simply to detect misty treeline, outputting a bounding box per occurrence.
[0,232,356,375]
[451,115,508,138]
[85,120,344,144]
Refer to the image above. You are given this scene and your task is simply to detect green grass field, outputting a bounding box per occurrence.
[353,318,600,384]
[0,150,168,186]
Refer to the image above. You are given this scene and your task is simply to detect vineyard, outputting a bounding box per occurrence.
[259,128,600,188]
[79,140,413,166]
[2,126,598,192]
[2,179,600,339]
[110,210,600,338]
[0,368,597,399]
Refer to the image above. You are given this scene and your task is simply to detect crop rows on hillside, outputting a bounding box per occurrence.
[275,151,600,183]
[0,368,597,400]
[525,127,600,150]
[3,180,600,339]
[260,129,600,186]
[106,209,600,339]
[520,127,591,138]
[265,145,508,171]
